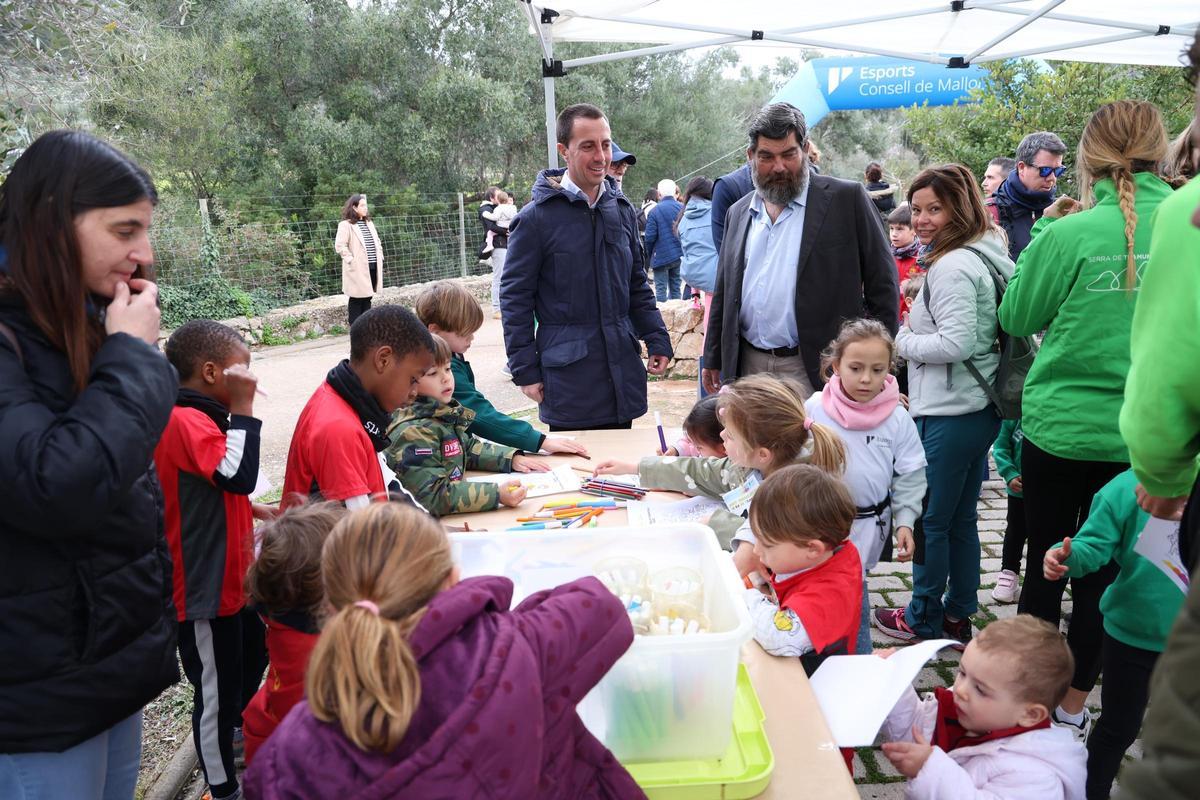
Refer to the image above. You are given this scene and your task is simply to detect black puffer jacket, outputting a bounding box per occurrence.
[0,293,179,753]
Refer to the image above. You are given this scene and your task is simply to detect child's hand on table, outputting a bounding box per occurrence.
[542,437,590,457]
[895,526,915,562]
[498,481,528,508]
[881,725,934,778]
[593,459,638,477]
[656,446,679,456]
[512,454,550,473]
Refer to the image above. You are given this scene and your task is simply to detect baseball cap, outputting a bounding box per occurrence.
[611,140,636,165]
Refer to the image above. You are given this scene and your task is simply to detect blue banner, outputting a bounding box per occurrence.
[771,56,989,127]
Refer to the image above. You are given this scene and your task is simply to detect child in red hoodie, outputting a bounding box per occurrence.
[241,502,345,765]
[889,204,924,318]
[742,464,863,677]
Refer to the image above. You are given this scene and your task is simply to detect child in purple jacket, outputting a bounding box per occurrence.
[243,502,645,800]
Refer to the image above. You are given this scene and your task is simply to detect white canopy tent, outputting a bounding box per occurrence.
[516,0,1200,166]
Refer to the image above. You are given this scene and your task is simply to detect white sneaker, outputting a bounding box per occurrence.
[992,569,1020,603]
[1051,707,1093,743]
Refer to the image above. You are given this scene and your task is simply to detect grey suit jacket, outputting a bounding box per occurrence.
[702,173,899,390]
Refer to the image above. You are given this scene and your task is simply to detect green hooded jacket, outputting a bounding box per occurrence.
[998,173,1173,462]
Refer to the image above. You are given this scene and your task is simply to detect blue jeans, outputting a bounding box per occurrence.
[652,259,681,301]
[0,711,142,800]
[905,408,1001,638]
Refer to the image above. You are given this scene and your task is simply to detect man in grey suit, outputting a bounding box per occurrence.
[701,103,899,397]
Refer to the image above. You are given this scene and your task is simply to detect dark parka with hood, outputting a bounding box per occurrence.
[0,285,179,753]
[500,171,672,429]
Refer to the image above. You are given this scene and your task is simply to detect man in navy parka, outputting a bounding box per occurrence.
[501,103,672,430]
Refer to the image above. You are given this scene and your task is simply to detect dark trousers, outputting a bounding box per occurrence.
[1017,438,1126,691]
[549,421,633,432]
[1000,494,1027,574]
[346,261,378,325]
[178,608,267,798]
[1086,633,1159,799]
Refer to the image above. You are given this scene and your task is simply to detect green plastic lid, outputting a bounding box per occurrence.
[626,664,775,799]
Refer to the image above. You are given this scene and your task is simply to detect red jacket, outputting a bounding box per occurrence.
[242,613,319,766]
[771,542,863,658]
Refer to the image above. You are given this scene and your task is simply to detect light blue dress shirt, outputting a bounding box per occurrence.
[739,181,810,349]
[560,171,606,208]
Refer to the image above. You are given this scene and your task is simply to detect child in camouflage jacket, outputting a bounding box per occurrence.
[384,334,544,516]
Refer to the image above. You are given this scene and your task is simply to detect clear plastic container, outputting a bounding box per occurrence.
[450,524,752,763]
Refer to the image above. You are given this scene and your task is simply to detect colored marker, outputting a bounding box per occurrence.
[655,411,668,453]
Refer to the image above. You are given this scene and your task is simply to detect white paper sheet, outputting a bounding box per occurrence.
[466,464,582,498]
[626,495,726,527]
[809,638,959,747]
[249,469,272,501]
[1134,516,1190,594]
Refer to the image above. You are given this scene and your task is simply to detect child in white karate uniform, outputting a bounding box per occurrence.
[806,319,927,653]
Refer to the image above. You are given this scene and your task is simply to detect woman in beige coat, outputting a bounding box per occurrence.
[334,194,384,324]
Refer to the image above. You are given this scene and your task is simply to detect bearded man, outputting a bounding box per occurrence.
[701,103,898,396]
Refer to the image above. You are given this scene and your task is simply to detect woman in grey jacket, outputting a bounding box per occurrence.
[874,164,1013,646]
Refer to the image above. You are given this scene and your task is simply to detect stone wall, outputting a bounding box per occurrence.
[159,275,494,349]
[652,299,706,380]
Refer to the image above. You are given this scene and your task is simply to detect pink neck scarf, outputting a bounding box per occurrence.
[821,374,899,431]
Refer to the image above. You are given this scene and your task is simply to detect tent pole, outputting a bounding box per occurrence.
[542,16,557,170]
[964,0,1066,63]
[976,29,1153,62]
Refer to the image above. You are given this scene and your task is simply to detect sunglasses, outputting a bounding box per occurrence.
[1029,164,1068,178]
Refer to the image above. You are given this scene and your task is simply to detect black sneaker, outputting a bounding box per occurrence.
[942,616,973,651]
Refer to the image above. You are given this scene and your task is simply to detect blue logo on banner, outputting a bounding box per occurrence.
[771,56,989,127]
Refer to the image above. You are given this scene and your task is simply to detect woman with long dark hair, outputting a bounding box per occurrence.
[0,130,179,798]
[873,164,1012,650]
[335,193,384,324]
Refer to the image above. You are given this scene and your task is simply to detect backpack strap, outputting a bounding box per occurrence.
[0,320,24,367]
[920,250,1002,406]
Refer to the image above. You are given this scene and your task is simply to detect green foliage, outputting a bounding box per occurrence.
[160,273,256,329]
[903,60,1193,197]
[258,322,290,346]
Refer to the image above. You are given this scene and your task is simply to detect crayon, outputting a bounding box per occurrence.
[655,411,668,453]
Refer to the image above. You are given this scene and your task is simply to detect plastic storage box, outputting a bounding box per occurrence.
[450,524,753,763]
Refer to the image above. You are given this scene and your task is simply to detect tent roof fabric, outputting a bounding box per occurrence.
[523,0,1198,67]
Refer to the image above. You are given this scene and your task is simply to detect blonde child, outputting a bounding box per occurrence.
[807,319,927,654]
[593,374,845,549]
[1043,468,1185,797]
[243,503,646,799]
[241,502,345,766]
[414,280,587,457]
[657,394,726,457]
[743,465,864,674]
[384,334,540,516]
[878,616,1086,799]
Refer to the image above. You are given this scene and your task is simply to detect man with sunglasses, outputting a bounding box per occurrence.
[988,131,1068,261]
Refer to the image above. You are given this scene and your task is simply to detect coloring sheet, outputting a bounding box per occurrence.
[810,639,959,747]
[626,495,726,527]
[466,464,582,498]
[1134,516,1190,594]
